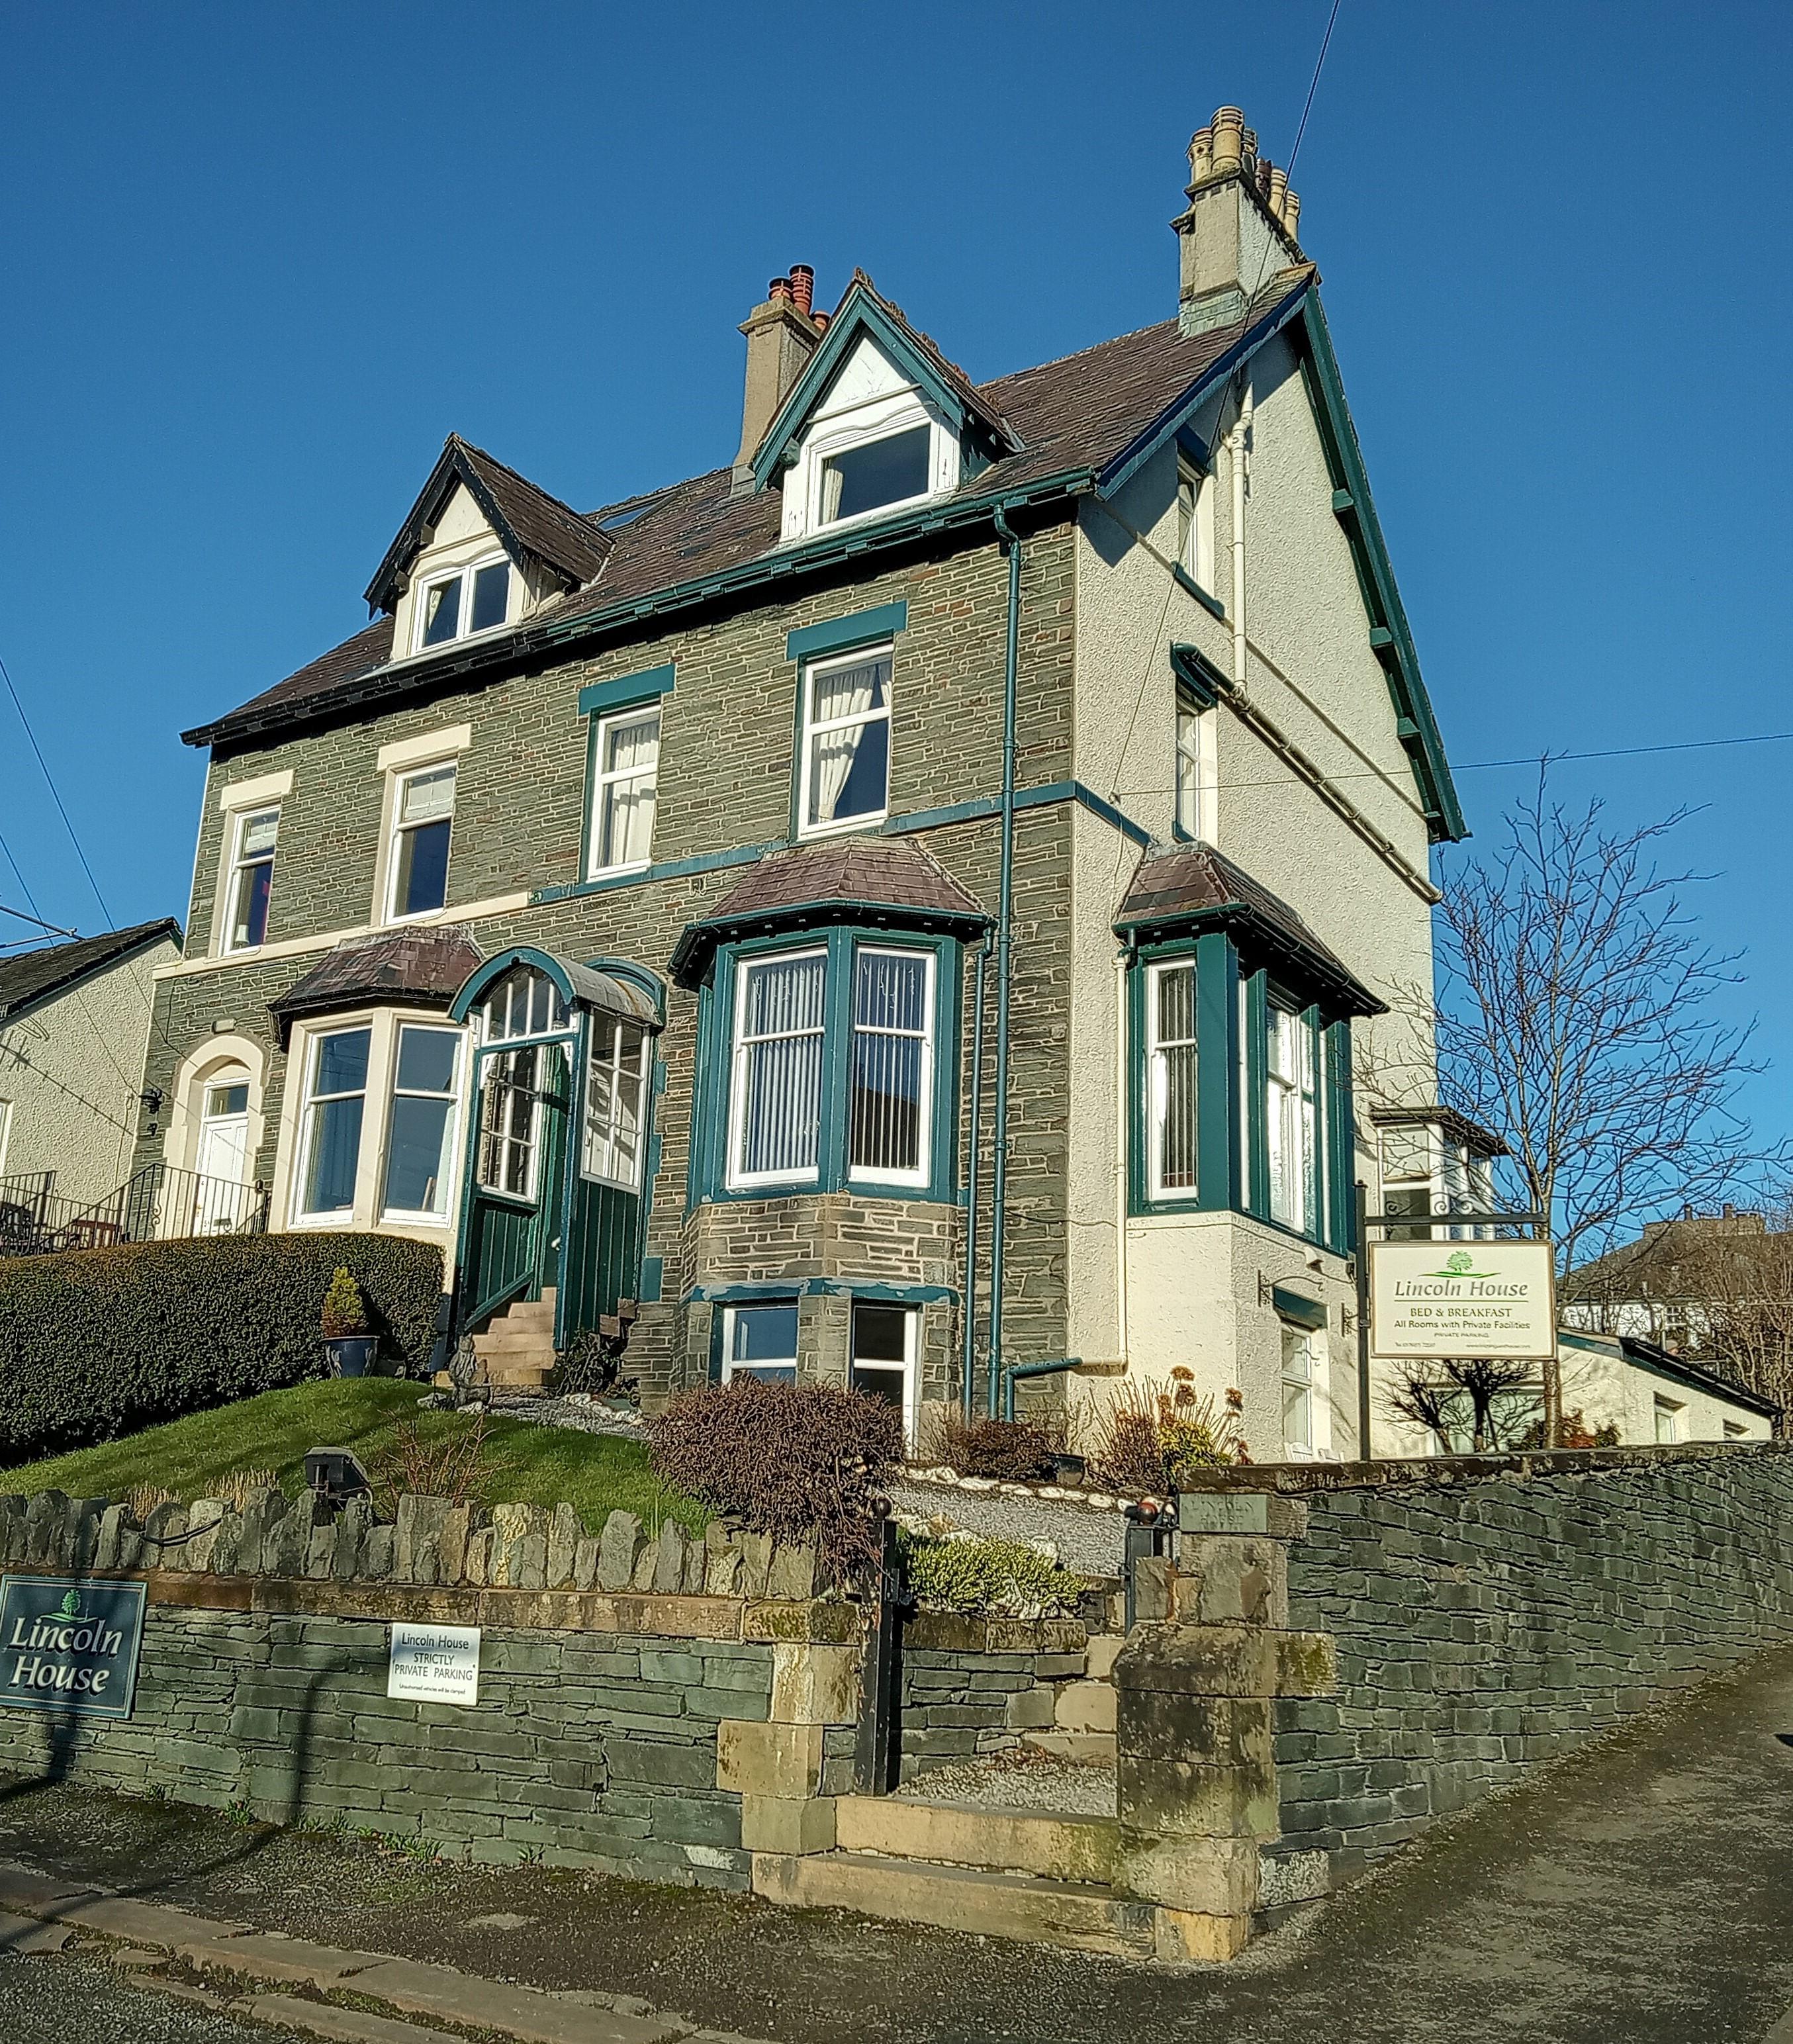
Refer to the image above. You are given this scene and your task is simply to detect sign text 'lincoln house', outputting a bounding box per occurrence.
[1369,1240,1558,1362]
[0,1576,146,1720]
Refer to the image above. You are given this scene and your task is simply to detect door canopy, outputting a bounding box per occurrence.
[448,946,663,1033]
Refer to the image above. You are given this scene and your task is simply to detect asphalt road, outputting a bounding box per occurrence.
[5,1645,1793,2043]
[0,1953,313,2043]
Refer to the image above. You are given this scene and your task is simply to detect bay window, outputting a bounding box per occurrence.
[800,646,891,835]
[722,1303,799,1385]
[289,1011,467,1229]
[696,927,958,1205]
[1266,1000,1320,1236]
[851,1302,917,1430]
[1146,959,1199,1199]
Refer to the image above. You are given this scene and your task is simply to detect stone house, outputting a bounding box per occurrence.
[140,107,1487,1457]
[0,919,182,1217]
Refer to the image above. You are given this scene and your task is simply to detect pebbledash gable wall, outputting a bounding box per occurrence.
[1265,1442,1793,1886]
[143,525,1081,1401]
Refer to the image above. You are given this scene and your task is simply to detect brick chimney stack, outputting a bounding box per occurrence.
[732,267,825,494]
[1173,106,1305,336]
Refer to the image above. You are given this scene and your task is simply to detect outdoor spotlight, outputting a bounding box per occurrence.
[304,1447,372,1508]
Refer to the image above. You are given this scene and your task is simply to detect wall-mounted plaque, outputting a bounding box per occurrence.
[0,1577,146,1720]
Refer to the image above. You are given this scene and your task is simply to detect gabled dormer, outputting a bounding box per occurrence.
[364,436,612,660]
[741,271,1019,547]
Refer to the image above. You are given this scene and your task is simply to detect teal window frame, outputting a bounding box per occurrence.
[576,664,675,884]
[1126,931,1354,1254]
[688,923,961,1209]
[785,603,908,843]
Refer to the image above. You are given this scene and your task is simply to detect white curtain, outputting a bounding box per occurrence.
[809,661,880,825]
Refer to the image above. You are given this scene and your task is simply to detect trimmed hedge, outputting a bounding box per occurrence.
[0,1232,445,1464]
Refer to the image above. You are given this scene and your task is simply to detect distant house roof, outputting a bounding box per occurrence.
[267,924,484,1046]
[669,837,988,986]
[1369,1103,1510,1160]
[1557,1328,1781,1422]
[0,919,181,1027]
[363,436,614,616]
[1115,841,1384,1018]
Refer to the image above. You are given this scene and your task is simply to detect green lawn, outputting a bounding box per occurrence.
[0,1379,702,1535]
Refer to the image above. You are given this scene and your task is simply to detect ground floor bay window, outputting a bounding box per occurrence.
[285,1009,466,1231]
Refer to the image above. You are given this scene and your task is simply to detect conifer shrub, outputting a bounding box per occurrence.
[0,1231,443,1462]
[898,1528,1080,1617]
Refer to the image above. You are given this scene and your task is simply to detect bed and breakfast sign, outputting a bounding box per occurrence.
[0,1577,146,1720]
[1369,1240,1558,1362]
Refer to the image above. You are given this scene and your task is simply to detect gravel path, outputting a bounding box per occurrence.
[2,1953,314,2043]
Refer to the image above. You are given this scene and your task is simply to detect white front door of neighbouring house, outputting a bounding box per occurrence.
[194,1078,250,1229]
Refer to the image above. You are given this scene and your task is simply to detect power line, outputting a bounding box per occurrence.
[0,650,115,926]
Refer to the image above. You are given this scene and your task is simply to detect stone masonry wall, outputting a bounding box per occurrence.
[145,523,1081,1407]
[1269,1442,1793,1884]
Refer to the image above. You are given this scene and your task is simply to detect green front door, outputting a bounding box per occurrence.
[458,1036,573,1333]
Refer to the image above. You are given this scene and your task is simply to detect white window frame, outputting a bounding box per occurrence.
[582,1017,651,1191]
[786,408,958,545]
[1267,1001,1319,1235]
[222,804,280,954]
[384,760,457,924]
[797,643,893,840]
[847,945,936,1191]
[282,1009,467,1232]
[586,705,661,878]
[379,1023,465,1223]
[1279,1322,1331,1460]
[1654,1394,1684,1444]
[721,1302,800,1385]
[1177,456,1216,592]
[849,1299,919,1439]
[1174,696,1205,840]
[1146,958,1199,1201]
[412,549,513,655]
[727,945,829,1191]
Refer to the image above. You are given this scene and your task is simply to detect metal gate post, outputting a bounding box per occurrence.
[853,1511,905,1795]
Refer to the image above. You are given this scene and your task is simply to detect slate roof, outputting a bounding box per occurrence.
[0,919,181,1025]
[363,436,614,615]
[268,923,484,1046]
[669,837,988,986]
[185,271,1316,750]
[1115,841,1384,1017]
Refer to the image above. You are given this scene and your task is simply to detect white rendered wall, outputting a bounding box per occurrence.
[0,937,179,1207]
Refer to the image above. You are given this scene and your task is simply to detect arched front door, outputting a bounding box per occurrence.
[450,950,662,1348]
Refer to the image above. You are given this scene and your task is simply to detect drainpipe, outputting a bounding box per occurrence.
[988,504,1023,1415]
[1114,948,1130,1368]
[1228,375,1254,692]
[1002,1355,1083,1424]
[961,936,990,1420]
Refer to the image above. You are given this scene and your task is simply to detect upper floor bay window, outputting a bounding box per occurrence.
[1376,1113,1500,1240]
[226,806,279,951]
[705,930,954,1203]
[800,646,891,835]
[1177,457,1216,593]
[388,763,455,919]
[589,707,659,876]
[293,1015,465,1226]
[416,556,510,652]
[722,1302,799,1386]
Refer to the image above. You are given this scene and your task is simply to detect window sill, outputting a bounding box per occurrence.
[585,860,651,885]
[1172,565,1226,621]
[796,813,889,844]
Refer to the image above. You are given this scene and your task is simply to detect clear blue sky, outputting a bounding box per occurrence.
[3,2,1790,1127]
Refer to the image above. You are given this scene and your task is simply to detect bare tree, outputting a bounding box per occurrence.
[1422,775,1781,1275]
[1663,1201,1793,1415]
[1387,1358,1538,1454]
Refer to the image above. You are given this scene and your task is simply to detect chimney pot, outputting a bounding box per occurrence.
[789,263,814,315]
[1187,125,1214,187]
[1242,126,1258,168]
[768,275,792,302]
[1282,188,1301,238]
[1267,165,1289,218]
[732,275,823,490]
[1211,106,1245,176]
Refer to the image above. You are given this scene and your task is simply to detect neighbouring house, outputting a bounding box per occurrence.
[138,105,1561,1456]
[0,919,183,1227]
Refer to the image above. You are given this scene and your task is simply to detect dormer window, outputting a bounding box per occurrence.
[821,425,932,526]
[416,556,510,653]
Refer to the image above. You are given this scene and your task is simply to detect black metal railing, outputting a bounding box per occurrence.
[0,1164,269,1258]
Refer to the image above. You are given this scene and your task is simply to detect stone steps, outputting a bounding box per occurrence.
[751,1848,1156,1959]
[469,1289,558,1392]
[835,1796,1122,1885]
